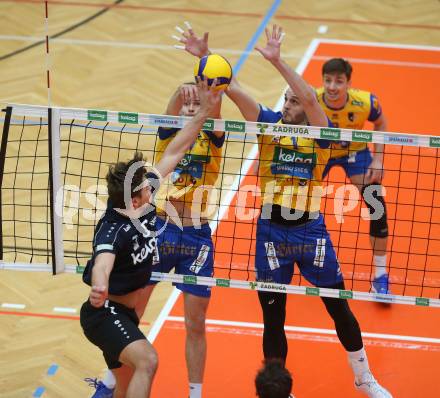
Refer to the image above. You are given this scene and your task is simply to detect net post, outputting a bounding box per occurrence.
[0,106,12,260]
[48,107,64,274]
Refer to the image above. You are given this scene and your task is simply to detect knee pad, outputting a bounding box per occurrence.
[361,184,388,238]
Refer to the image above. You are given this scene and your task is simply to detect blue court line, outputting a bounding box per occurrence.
[232,0,282,74]
[47,364,59,376]
[33,386,45,397]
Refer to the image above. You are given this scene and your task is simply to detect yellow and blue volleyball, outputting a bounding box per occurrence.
[194,54,232,91]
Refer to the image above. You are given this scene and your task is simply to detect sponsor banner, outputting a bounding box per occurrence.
[203,119,214,131]
[151,115,180,127]
[76,265,85,273]
[118,112,139,124]
[88,110,107,121]
[415,297,429,306]
[183,275,197,285]
[216,279,230,287]
[384,134,418,146]
[306,287,319,296]
[225,120,246,132]
[271,125,310,136]
[320,128,341,140]
[259,282,287,292]
[352,130,373,142]
[339,290,353,299]
[429,137,440,148]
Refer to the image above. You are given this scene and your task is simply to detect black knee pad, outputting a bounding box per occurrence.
[361,184,389,238]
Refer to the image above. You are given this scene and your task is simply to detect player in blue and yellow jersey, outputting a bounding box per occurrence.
[317,58,390,294]
[177,24,392,398]
[80,77,221,398]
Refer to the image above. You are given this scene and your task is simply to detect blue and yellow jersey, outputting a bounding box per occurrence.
[257,105,331,213]
[154,127,224,213]
[316,87,382,158]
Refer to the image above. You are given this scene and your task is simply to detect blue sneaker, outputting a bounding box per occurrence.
[85,378,114,398]
[372,274,390,294]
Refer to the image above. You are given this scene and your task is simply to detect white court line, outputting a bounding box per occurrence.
[53,307,77,314]
[0,35,297,59]
[147,38,319,343]
[166,316,440,345]
[1,303,26,309]
[317,37,440,51]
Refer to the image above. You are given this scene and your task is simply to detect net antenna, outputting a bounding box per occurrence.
[44,1,65,273]
[44,1,51,107]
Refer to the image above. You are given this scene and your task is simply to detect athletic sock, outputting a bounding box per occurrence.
[374,255,387,278]
[103,369,116,389]
[347,347,371,384]
[189,383,202,398]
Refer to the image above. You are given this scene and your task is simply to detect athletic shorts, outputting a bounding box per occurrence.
[255,213,343,287]
[322,147,373,178]
[148,217,214,297]
[80,299,146,369]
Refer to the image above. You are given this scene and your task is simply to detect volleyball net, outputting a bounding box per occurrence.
[1,103,439,307]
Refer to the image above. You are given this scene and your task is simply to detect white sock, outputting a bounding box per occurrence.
[374,255,387,278]
[103,369,116,389]
[189,383,202,398]
[348,347,371,383]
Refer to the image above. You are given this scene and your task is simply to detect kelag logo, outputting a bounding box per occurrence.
[118,112,138,124]
[430,137,440,148]
[225,120,246,133]
[352,131,372,142]
[203,119,214,131]
[88,110,107,121]
[320,128,341,140]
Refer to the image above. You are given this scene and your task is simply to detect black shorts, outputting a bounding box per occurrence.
[80,299,146,369]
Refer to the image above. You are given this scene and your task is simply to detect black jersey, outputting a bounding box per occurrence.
[83,172,160,295]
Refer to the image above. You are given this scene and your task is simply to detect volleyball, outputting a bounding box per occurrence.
[194,54,232,91]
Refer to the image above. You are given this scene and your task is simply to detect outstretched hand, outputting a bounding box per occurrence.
[173,21,210,58]
[255,24,285,63]
[195,76,222,115]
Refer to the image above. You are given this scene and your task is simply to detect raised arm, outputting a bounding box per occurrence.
[174,23,260,122]
[368,112,388,183]
[255,25,328,127]
[155,78,222,178]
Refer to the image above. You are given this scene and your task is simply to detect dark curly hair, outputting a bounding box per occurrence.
[255,360,293,398]
[106,152,146,208]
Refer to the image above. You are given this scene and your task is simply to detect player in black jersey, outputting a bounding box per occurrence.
[80,77,221,398]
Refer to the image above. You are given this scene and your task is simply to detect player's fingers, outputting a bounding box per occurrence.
[265,27,270,41]
[203,32,209,43]
[175,25,184,34]
[174,44,185,50]
[278,32,285,44]
[172,35,186,44]
[272,24,278,39]
[210,78,218,91]
[184,21,193,32]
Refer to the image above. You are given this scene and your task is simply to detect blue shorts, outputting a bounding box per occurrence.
[149,217,213,297]
[322,148,373,178]
[255,214,343,287]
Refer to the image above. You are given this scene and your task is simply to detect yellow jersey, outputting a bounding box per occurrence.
[257,106,331,213]
[316,87,382,158]
[154,127,223,214]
